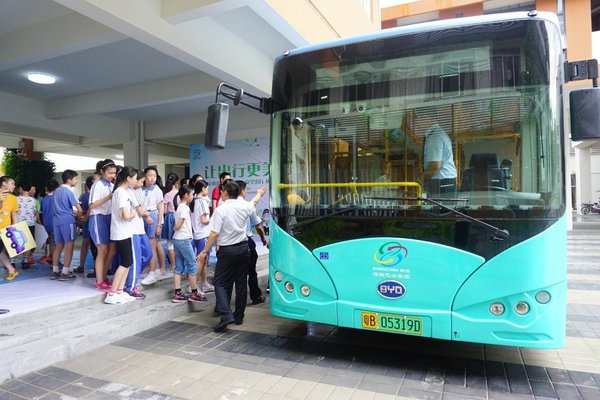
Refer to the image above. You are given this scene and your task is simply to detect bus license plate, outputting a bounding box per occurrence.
[361,312,423,335]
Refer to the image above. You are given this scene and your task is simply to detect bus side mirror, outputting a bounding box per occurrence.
[205,102,229,149]
[570,87,600,141]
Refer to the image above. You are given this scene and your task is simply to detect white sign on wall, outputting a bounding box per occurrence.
[189,138,270,215]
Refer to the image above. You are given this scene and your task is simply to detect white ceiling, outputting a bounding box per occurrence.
[0,0,306,165]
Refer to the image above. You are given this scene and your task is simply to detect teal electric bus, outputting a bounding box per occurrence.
[267,11,568,349]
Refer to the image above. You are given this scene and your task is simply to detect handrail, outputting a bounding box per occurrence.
[277,181,422,199]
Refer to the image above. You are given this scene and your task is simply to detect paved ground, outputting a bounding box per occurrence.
[1,216,600,400]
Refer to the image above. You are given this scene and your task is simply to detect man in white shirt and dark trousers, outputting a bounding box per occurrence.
[197,181,262,332]
[235,180,268,305]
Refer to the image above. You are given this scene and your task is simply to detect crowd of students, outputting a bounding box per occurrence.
[1,160,269,321]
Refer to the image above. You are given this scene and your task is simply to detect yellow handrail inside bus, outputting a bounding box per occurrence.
[277,182,422,205]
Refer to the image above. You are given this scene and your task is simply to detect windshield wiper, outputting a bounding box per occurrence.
[399,197,509,240]
[285,198,509,241]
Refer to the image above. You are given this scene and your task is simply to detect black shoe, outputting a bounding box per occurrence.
[250,296,266,305]
[0,309,9,315]
[73,266,84,273]
[86,271,96,278]
[234,318,243,325]
[213,317,234,332]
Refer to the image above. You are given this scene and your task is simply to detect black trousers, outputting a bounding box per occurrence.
[425,178,456,195]
[247,238,262,301]
[214,242,249,322]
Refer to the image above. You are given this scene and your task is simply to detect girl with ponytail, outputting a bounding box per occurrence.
[104,166,138,304]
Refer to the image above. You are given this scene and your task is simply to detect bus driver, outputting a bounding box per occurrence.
[418,111,457,195]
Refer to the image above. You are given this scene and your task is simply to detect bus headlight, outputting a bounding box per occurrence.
[515,301,530,315]
[274,271,283,282]
[284,281,294,292]
[535,290,551,304]
[300,285,311,297]
[489,302,505,316]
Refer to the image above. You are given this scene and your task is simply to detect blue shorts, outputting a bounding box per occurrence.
[144,210,159,238]
[89,214,111,245]
[193,238,208,255]
[53,223,77,244]
[172,238,197,276]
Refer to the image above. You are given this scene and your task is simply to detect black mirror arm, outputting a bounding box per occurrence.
[214,82,272,114]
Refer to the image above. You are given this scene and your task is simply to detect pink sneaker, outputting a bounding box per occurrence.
[94,281,111,292]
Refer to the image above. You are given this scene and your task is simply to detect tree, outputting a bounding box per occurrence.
[1,149,56,194]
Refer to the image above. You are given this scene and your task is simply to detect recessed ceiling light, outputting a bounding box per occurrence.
[27,73,56,85]
[115,154,124,159]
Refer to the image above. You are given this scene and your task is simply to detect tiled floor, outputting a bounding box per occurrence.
[1,222,600,399]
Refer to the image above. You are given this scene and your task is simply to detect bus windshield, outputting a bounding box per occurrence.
[270,17,564,255]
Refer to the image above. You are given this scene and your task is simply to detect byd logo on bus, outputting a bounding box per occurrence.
[377,280,406,299]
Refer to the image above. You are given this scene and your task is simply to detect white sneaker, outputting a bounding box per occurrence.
[118,292,136,303]
[159,271,173,280]
[104,293,120,305]
[201,283,214,292]
[141,274,158,285]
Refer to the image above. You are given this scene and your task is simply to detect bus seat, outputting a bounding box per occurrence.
[460,153,506,191]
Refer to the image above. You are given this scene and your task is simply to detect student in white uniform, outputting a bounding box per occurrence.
[89,159,118,291]
[139,167,166,285]
[191,179,214,292]
[171,185,207,303]
[104,166,138,305]
[124,171,153,299]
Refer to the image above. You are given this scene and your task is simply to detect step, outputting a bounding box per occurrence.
[0,294,200,382]
[0,254,269,383]
[0,278,173,352]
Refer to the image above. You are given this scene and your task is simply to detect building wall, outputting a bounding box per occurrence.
[268,0,381,43]
[564,0,592,61]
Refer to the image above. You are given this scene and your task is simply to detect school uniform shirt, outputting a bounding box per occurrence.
[110,187,135,241]
[192,195,211,240]
[139,184,163,211]
[17,196,36,226]
[173,203,193,240]
[210,198,257,246]
[52,185,78,225]
[89,178,114,215]
[129,188,145,235]
[40,193,54,232]
[0,193,18,229]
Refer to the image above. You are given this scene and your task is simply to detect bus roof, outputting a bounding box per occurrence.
[276,11,561,62]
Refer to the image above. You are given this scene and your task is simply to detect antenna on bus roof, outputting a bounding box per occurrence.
[205,82,272,150]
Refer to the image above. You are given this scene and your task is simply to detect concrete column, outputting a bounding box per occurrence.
[575,146,592,213]
[154,162,166,184]
[123,120,148,169]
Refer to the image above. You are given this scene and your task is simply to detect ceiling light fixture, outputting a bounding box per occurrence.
[27,73,56,85]
[115,154,124,159]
